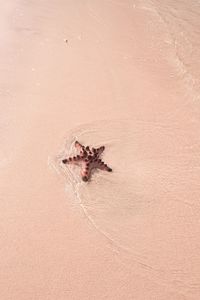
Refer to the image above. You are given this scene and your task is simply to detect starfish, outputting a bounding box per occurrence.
[62,141,112,182]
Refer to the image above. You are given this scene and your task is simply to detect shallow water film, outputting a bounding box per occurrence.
[51,117,200,294]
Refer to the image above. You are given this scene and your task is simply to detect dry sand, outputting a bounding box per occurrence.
[1,0,200,299]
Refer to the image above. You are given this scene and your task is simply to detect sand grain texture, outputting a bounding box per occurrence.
[1,0,200,299]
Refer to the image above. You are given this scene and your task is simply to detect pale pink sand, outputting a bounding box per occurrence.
[1,1,200,299]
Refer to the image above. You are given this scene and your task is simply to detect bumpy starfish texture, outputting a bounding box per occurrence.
[62,141,112,182]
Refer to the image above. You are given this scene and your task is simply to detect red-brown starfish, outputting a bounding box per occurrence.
[62,141,112,182]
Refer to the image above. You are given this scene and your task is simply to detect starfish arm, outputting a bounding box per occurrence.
[75,141,85,151]
[81,161,91,181]
[75,140,82,148]
[96,159,112,172]
[62,155,82,164]
[75,141,89,157]
[95,146,105,157]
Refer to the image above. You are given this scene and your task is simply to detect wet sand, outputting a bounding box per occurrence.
[1,1,200,299]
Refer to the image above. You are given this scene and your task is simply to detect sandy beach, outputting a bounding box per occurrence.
[1,1,200,299]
